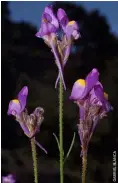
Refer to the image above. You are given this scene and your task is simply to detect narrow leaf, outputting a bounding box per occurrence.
[64,132,76,163]
[53,133,60,152]
[35,139,47,154]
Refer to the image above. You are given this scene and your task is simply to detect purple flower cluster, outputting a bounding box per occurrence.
[36,6,80,90]
[7,86,47,154]
[70,68,113,156]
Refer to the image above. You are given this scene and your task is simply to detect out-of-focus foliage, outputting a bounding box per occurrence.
[2,2,118,183]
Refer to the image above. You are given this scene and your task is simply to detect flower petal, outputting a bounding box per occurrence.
[18,86,28,112]
[57,8,69,31]
[66,21,80,39]
[94,83,113,112]
[44,6,59,29]
[36,6,59,38]
[69,79,85,100]
[7,99,21,116]
[80,68,99,99]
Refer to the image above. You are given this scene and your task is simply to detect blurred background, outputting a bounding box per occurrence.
[1,1,118,183]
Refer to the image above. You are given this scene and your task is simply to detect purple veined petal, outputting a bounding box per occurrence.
[51,43,66,90]
[69,79,85,100]
[44,6,59,29]
[80,68,99,99]
[18,86,28,112]
[7,100,21,116]
[35,139,48,154]
[57,8,69,31]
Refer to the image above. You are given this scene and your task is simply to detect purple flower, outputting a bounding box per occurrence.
[7,86,28,116]
[55,8,80,88]
[35,6,59,44]
[36,6,67,89]
[36,7,80,90]
[2,174,16,183]
[7,86,47,154]
[70,68,113,156]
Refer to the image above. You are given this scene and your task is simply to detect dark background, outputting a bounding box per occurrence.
[1,1,118,183]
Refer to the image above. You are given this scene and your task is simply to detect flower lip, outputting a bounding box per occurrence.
[7,86,28,116]
[69,79,85,100]
[70,68,99,101]
[7,99,21,116]
[76,79,86,87]
[12,99,20,104]
[68,21,75,26]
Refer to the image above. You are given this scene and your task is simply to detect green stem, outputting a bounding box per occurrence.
[82,154,87,183]
[31,137,38,183]
[59,76,64,183]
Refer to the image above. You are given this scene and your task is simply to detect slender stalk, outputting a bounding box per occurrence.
[82,154,87,183]
[31,137,38,183]
[59,76,64,183]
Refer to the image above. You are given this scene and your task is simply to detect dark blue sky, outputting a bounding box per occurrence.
[9,1,118,35]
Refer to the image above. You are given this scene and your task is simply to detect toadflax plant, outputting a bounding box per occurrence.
[70,68,113,183]
[7,86,47,183]
[36,6,80,183]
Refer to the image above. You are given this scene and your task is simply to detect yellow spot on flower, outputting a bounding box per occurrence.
[76,79,86,86]
[68,21,75,26]
[104,92,108,100]
[12,99,19,104]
